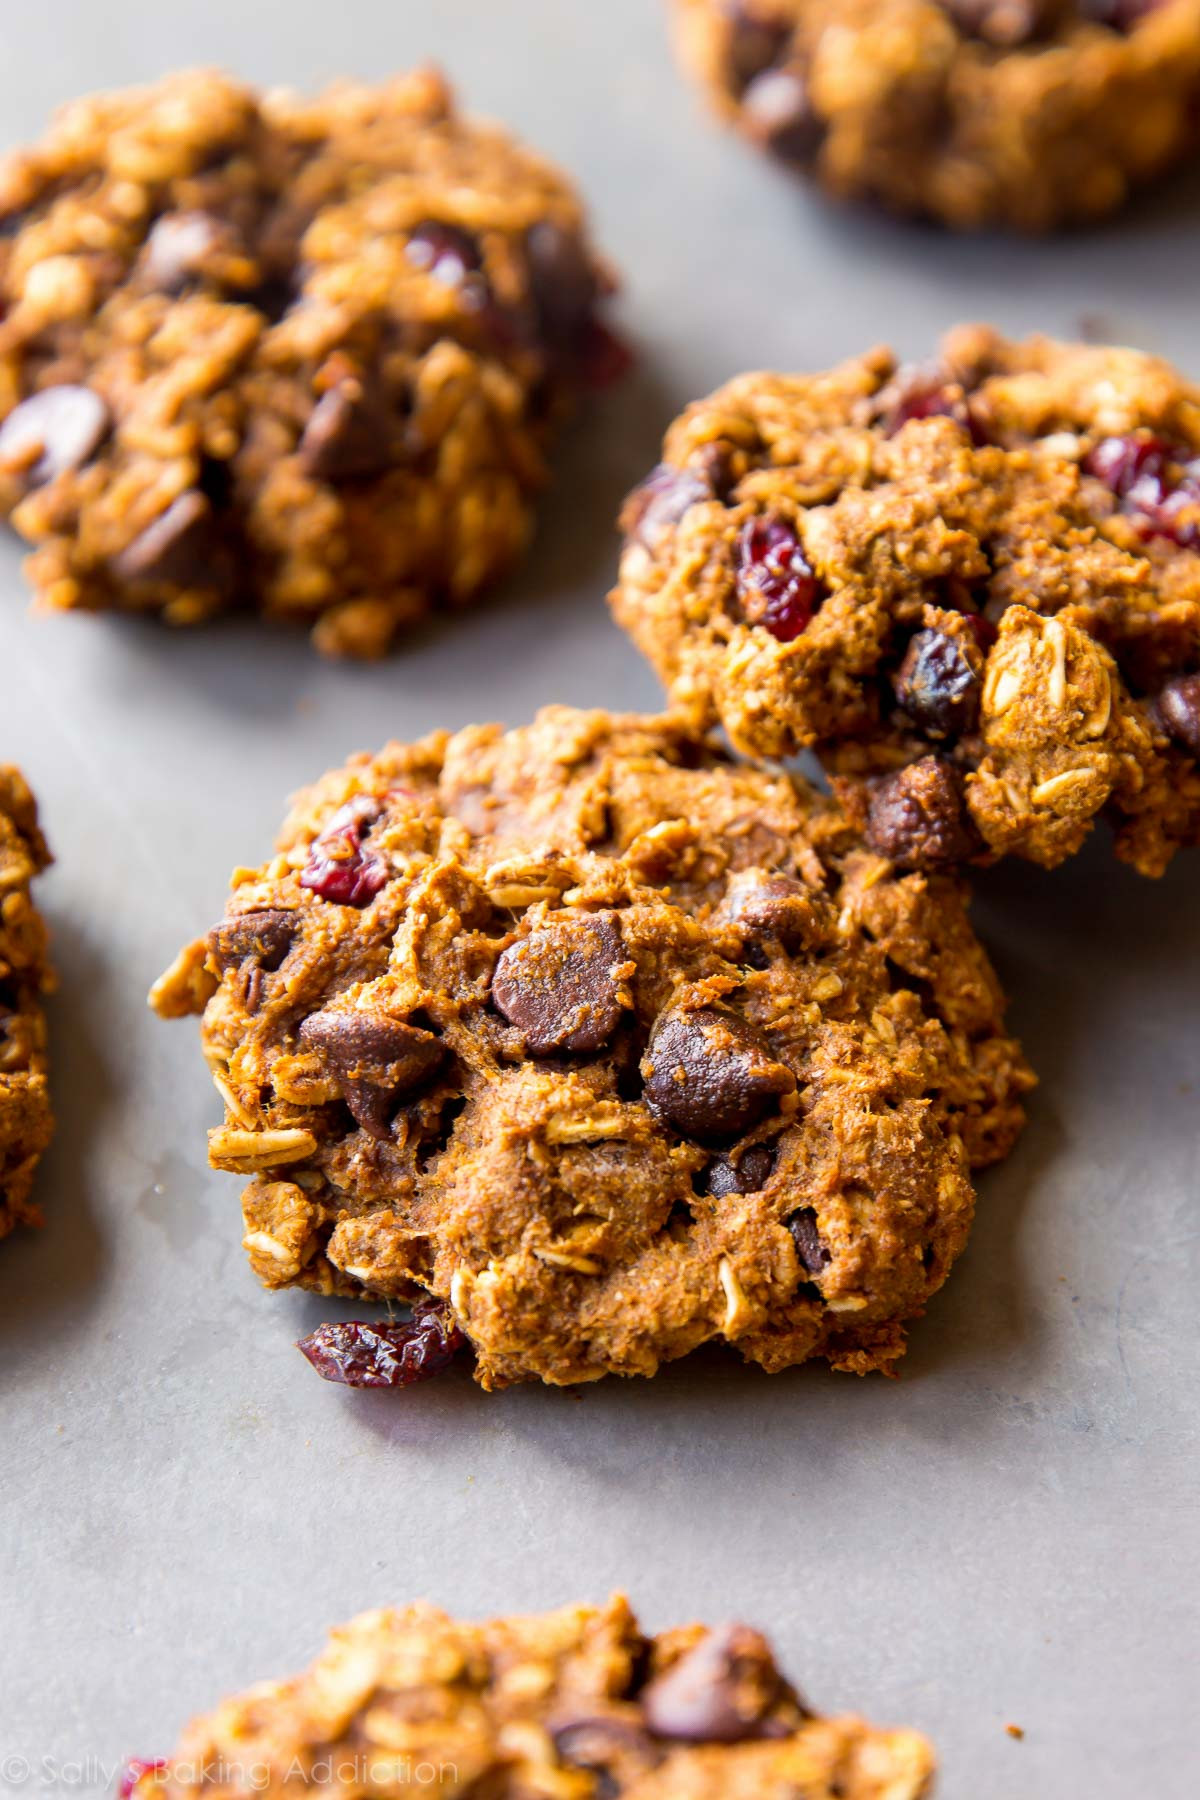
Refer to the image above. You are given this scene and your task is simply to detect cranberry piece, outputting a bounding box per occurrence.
[297,1300,465,1389]
[735,515,823,642]
[299,795,388,907]
[1084,433,1171,500]
[1080,0,1162,28]
[116,1761,167,1799]
[893,627,981,739]
[623,462,716,553]
[881,370,985,444]
[406,221,488,313]
[1085,434,1200,547]
[578,317,635,390]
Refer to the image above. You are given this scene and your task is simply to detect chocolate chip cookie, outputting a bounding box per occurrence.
[612,327,1200,875]
[672,0,1200,230]
[0,68,623,658]
[0,768,53,1239]
[120,1595,936,1800]
[151,706,1032,1390]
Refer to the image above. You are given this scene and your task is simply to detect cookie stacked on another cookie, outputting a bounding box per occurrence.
[0,68,622,657]
[0,767,53,1239]
[672,0,1200,231]
[613,327,1200,875]
[121,1595,936,1800]
[153,706,1032,1390]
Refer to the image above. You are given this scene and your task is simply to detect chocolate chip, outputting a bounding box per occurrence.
[299,1010,444,1137]
[207,909,298,974]
[642,1007,794,1143]
[552,1716,662,1794]
[622,461,718,555]
[786,1207,830,1275]
[742,68,824,162]
[706,1144,776,1198]
[493,913,625,1055]
[112,490,232,591]
[406,220,483,287]
[866,757,979,870]
[640,1626,783,1743]
[0,385,110,486]
[525,219,598,348]
[723,873,817,956]
[1156,673,1200,756]
[893,628,981,740]
[299,380,402,481]
[143,210,226,293]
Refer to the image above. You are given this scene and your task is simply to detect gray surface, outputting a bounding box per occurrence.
[0,3,1198,1795]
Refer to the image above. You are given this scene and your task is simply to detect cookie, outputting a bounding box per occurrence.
[151,706,1032,1390]
[612,327,1200,875]
[671,0,1200,231]
[0,69,623,658]
[120,1595,936,1800]
[0,767,53,1239]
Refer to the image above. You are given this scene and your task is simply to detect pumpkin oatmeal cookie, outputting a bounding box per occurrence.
[0,68,623,658]
[612,327,1200,875]
[671,0,1200,231]
[0,767,53,1239]
[151,706,1032,1391]
[120,1595,936,1800]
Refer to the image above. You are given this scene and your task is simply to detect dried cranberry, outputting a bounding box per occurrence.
[1085,433,1171,499]
[577,318,635,389]
[299,795,388,907]
[735,515,823,642]
[406,221,487,310]
[297,1300,465,1389]
[623,462,715,553]
[882,371,986,444]
[1085,433,1200,548]
[116,1761,167,1799]
[1080,0,1162,27]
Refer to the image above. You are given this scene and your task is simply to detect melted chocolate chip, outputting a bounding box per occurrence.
[525,219,598,349]
[0,385,110,486]
[1156,673,1200,756]
[207,909,298,974]
[866,757,979,870]
[724,873,817,956]
[893,628,981,740]
[300,1010,444,1136]
[622,459,720,554]
[706,1144,776,1198]
[553,1716,662,1794]
[642,1007,794,1143]
[493,913,625,1055]
[786,1207,830,1274]
[299,380,403,481]
[112,490,232,591]
[640,1626,784,1743]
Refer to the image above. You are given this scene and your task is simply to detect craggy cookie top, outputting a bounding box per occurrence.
[0,767,53,1239]
[613,327,1200,876]
[0,68,620,657]
[672,0,1200,230]
[152,707,1032,1391]
[123,1596,936,1800]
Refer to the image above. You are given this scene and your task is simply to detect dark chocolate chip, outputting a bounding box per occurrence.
[207,909,298,974]
[406,220,483,286]
[893,628,981,740]
[640,1626,783,1743]
[299,380,402,482]
[0,385,110,486]
[724,873,817,956]
[553,1716,662,1794]
[742,68,824,162]
[299,1010,445,1137]
[143,210,226,293]
[525,219,598,348]
[865,757,979,870]
[642,1007,794,1143]
[1156,673,1200,756]
[492,913,625,1056]
[786,1206,830,1275]
[622,461,718,554]
[706,1143,776,1198]
[112,490,231,591]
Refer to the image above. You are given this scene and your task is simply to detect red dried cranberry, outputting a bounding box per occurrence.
[735,515,823,642]
[406,221,488,312]
[116,1761,167,1799]
[299,795,388,907]
[297,1300,465,1389]
[578,318,635,389]
[624,462,715,553]
[1085,434,1200,548]
[881,370,985,444]
[1080,0,1162,27]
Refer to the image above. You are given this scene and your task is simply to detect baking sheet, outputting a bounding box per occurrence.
[1,3,1198,1795]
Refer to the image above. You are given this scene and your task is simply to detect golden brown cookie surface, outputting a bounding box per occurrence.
[152,707,1032,1390]
[0,69,622,656]
[123,1596,936,1800]
[672,0,1200,230]
[612,329,1200,874]
[0,766,53,1239]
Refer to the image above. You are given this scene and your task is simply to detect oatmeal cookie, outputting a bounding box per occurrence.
[0,68,623,658]
[0,767,53,1238]
[612,327,1200,875]
[672,0,1200,231]
[121,1595,936,1800]
[151,706,1032,1391]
